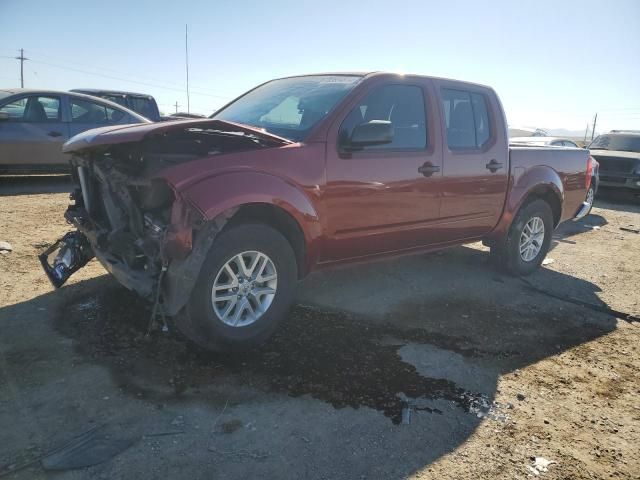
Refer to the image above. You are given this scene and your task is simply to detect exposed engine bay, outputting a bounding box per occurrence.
[40,123,287,315]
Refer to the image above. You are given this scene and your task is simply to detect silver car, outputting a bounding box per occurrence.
[0,89,149,174]
[509,136,579,148]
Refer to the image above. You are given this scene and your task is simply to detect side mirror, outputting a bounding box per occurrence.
[346,120,393,150]
[0,112,9,121]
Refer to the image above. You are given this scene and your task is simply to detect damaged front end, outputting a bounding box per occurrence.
[41,120,288,316]
[48,150,205,314]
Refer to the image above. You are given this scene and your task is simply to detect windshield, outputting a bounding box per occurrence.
[212,75,362,142]
[589,134,640,153]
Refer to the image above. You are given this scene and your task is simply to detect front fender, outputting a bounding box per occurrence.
[178,170,322,262]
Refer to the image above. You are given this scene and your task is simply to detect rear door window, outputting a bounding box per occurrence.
[129,96,156,119]
[441,89,492,150]
[104,95,128,107]
[0,95,61,122]
[70,98,127,124]
[340,84,427,150]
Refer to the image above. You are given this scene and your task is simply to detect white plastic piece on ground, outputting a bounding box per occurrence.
[526,457,556,475]
[542,258,555,266]
[0,241,12,253]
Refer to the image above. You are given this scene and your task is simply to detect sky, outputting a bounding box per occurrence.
[1,0,639,134]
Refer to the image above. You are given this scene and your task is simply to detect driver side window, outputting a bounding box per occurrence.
[0,95,61,122]
[339,85,427,150]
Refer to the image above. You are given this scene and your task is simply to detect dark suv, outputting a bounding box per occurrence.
[588,131,640,192]
[70,89,161,122]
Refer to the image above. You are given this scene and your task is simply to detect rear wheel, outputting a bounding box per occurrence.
[491,199,554,276]
[183,223,297,351]
[583,183,595,217]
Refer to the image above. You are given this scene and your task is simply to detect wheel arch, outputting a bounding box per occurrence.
[485,167,564,245]
[178,171,322,277]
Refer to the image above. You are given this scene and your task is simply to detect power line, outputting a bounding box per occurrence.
[27,58,230,99]
[21,49,237,97]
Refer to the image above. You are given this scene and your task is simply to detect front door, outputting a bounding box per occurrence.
[322,79,443,262]
[433,81,509,240]
[0,94,69,169]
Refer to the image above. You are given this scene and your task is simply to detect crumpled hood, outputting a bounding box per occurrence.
[62,119,292,154]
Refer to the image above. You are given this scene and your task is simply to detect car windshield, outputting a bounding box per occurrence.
[589,134,640,153]
[212,75,362,142]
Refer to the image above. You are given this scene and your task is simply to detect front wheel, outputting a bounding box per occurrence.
[492,199,554,276]
[184,223,297,351]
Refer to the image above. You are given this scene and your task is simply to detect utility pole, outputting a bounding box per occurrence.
[185,24,190,114]
[173,101,180,113]
[15,49,28,88]
[591,113,598,140]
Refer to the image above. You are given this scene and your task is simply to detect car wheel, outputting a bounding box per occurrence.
[496,199,554,276]
[185,223,297,351]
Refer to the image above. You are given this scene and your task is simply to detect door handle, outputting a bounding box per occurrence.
[418,163,440,177]
[485,159,503,172]
[48,131,63,137]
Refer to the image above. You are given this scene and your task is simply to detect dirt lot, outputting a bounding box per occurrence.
[1,176,639,479]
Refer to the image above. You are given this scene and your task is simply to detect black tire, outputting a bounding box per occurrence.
[492,199,554,276]
[183,223,297,352]
[584,182,596,217]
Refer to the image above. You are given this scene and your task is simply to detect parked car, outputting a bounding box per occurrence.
[587,131,640,192]
[0,89,149,174]
[508,127,550,137]
[510,136,579,148]
[70,89,161,122]
[40,73,593,351]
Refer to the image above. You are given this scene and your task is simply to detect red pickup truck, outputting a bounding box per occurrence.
[41,73,593,350]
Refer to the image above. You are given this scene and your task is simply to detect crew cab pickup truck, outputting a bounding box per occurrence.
[40,73,593,351]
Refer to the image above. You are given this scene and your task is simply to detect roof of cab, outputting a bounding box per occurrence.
[70,88,152,98]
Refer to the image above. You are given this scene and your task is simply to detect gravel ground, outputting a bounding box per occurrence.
[0,176,639,479]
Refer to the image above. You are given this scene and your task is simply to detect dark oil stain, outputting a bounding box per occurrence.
[55,287,494,424]
[54,283,612,424]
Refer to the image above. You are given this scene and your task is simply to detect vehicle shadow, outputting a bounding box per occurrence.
[549,212,607,251]
[0,245,618,479]
[0,175,72,196]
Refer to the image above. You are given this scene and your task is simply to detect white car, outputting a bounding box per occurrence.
[510,136,579,148]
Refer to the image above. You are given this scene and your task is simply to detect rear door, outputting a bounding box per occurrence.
[433,81,509,240]
[0,94,69,168]
[322,78,443,261]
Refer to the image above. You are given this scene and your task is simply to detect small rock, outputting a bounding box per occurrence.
[171,416,184,427]
[542,258,554,265]
[517,393,526,401]
[220,419,243,434]
[0,241,12,252]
